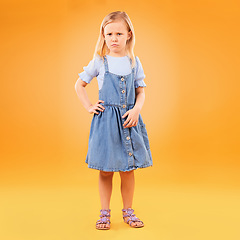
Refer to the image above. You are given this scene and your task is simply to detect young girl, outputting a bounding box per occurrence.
[75,11,153,230]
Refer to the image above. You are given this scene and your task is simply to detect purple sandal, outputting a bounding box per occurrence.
[122,208,144,228]
[96,209,111,230]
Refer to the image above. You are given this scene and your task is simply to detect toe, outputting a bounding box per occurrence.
[138,221,144,227]
[130,221,136,227]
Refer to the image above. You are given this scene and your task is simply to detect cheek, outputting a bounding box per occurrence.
[121,38,127,44]
[105,38,110,44]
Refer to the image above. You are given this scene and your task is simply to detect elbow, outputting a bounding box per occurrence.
[75,82,79,92]
[75,81,78,90]
[75,77,81,91]
[75,77,79,88]
[75,77,87,92]
[75,81,82,94]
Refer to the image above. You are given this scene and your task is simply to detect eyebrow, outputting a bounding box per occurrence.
[106,32,123,34]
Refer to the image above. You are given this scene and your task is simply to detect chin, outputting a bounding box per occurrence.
[111,50,119,53]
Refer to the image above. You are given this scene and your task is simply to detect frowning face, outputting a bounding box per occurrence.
[103,20,132,57]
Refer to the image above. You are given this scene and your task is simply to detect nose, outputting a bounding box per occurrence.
[112,35,117,41]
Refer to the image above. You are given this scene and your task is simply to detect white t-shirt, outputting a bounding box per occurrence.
[78,54,147,91]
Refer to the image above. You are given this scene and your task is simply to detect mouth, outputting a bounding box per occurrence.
[111,44,118,47]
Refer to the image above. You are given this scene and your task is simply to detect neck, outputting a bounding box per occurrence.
[107,52,127,57]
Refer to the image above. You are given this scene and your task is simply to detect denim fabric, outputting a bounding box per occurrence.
[85,55,153,172]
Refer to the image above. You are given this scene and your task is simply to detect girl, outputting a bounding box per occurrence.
[75,11,153,230]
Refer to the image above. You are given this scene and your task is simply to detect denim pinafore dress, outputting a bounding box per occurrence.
[85,55,153,172]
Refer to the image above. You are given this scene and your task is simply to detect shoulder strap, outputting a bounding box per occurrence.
[103,55,109,72]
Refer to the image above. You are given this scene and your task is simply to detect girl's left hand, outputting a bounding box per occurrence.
[122,108,140,128]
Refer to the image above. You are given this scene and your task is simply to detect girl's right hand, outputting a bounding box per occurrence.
[87,100,105,114]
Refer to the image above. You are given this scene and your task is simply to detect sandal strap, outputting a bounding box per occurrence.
[122,208,135,218]
[96,216,110,224]
[100,209,111,217]
[100,213,110,217]
[123,213,136,218]
[122,208,134,215]
[96,209,111,226]
[122,208,144,226]
[128,215,143,225]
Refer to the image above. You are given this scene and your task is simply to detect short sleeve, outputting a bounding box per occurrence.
[78,57,99,84]
[134,56,147,88]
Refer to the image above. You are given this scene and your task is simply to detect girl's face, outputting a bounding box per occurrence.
[103,19,132,56]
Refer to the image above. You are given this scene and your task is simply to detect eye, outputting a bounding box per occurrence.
[117,33,122,35]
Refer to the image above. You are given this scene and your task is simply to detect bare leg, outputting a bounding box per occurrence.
[97,170,114,228]
[119,170,143,227]
[119,170,135,209]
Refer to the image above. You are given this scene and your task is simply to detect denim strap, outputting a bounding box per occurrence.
[103,55,109,73]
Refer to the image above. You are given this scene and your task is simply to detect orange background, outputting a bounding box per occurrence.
[0,0,239,239]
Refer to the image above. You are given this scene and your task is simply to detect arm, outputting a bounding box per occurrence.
[75,77,93,112]
[133,87,145,114]
[122,86,145,128]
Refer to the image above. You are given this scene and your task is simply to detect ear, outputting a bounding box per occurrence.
[102,31,106,40]
[127,31,132,40]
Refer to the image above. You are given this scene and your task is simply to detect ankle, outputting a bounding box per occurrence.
[123,207,132,210]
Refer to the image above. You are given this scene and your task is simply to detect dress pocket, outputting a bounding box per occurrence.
[139,123,150,150]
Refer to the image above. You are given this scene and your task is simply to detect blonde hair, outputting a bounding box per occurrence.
[93,11,136,68]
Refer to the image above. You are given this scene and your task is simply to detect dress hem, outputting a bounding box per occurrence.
[85,162,153,172]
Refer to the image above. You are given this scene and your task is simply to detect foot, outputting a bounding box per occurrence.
[122,208,144,228]
[96,209,111,230]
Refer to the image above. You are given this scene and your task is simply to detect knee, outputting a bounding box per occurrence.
[99,170,114,177]
[119,169,134,177]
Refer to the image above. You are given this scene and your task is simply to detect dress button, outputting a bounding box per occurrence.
[122,90,125,93]
[129,152,132,156]
[122,104,126,108]
[121,77,124,81]
[126,136,130,140]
